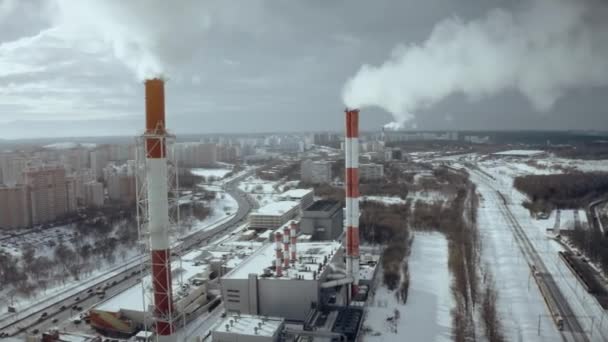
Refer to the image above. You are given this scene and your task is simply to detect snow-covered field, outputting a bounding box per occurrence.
[364,233,453,342]
[472,174,562,341]
[361,191,448,206]
[470,159,608,341]
[191,168,233,179]
[238,176,288,207]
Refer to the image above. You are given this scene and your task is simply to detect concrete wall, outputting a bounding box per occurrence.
[221,276,319,322]
[257,278,319,321]
[300,207,343,241]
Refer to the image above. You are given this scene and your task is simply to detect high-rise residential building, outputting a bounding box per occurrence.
[301,159,333,184]
[105,163,136,204]
[73,168,96,204]
[59,148,89,173]
[66,176,77,212]
[0,185,30,229]
[24,165,69,225]
[90,148,110,179]
[174,143,217,167]
[0,154,28,185]
[109,144,134,162]
[359,163,385,181]
[83,181,104,207]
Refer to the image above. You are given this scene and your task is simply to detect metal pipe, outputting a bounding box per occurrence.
[320,276,354,288]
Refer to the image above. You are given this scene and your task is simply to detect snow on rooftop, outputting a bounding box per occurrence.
[213,314,284,337]
[492,149,545,156]
[224,241,341,280]
[281,188,313,198]
[253,200,300,216]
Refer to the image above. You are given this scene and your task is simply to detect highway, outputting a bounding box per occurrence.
[0,170,256,338]
[470,167,589,342]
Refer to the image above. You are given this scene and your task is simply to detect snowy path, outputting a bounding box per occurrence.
[363,233,453,342]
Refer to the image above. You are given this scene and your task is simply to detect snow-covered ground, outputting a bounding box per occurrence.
[183,192,238,237]
[191,168,233,179]
[472,173,562,341]
[363,233,453,342]
[471,163,608,341]
[361,191,448,206]
[238,176,286,207]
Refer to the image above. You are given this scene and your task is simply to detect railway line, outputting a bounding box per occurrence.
[469,168,590,342]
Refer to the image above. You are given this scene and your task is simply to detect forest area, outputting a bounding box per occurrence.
[360,166,505,341]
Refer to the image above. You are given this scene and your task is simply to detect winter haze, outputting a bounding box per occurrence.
[0,0,607,139]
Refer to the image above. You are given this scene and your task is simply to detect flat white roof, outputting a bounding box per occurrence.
[252,201,300,216]
[213,314,283,337]
[493,149,545,156]
[223,241,340,280]
[281,188,313,198]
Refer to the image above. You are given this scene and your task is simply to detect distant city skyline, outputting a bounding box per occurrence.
[1,0,607,139]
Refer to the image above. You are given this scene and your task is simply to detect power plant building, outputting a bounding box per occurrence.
[211,314,284,342]
[220,241,342,321]
[300,200,343,241]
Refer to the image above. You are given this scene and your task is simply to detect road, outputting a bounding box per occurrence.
[469,167,590,342]
[0,170,256,338]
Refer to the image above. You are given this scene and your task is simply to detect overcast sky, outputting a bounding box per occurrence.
[0,0,606,139]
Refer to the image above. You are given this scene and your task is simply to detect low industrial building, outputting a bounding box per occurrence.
[211,314,284,342]
[90,251,211,337]
[300,200,343,241]
[248,201,300,229]
[220,241,344,321]
[359,163,384,181]
[279,188,314,210]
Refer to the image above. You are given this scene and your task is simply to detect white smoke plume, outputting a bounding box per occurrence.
[52,0,212,79]
[342,0,608,127]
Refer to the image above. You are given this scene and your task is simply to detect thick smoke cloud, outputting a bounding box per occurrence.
[53,0,212,79]
[342,0,608,128]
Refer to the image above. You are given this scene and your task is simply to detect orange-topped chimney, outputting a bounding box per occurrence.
[145,78,166,158]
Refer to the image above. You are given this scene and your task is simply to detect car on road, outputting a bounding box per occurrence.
[52,318,59,323]
[31,329,39,334]
[59,305,66,310]
[74,296,80,301]
[87,288,93,293]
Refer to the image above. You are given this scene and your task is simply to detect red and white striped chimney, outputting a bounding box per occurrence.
[275,231,283,277]
[144,78,174,338]
[283,226,291,268]
[345,109,360,296]
[290,221,297,263]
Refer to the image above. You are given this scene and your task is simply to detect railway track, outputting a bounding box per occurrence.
[497,193,588,342]
[469,168,590,342]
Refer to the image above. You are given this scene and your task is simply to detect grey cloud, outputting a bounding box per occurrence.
[0,0,606,139]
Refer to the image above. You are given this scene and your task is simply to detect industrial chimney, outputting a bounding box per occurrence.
[283,226,291,268]
[275,231,283,277]
[144,78,174,339]
[290,221,297,263]
[345,109,360,296]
